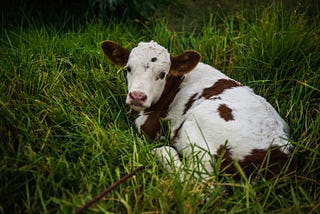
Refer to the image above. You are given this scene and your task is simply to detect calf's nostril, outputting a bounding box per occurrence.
[141,95,147,101]
[129,92,134,100]
[129,91,147,103]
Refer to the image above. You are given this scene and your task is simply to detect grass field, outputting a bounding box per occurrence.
[1,2,320,213]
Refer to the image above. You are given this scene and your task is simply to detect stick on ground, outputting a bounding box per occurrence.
[75,166,145,214]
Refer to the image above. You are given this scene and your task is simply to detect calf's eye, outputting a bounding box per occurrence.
[158,71,166,80]
[125,66,131,73]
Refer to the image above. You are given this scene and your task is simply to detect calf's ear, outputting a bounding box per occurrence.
[101,40,130,67]
[170,51,201,76]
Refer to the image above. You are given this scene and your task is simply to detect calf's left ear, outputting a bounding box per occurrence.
[170,51,201,76]
[101,40,130,67]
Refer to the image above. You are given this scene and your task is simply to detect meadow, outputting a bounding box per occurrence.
[1,2,320,213]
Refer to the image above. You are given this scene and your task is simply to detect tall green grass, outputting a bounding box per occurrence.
[1,3,319,213]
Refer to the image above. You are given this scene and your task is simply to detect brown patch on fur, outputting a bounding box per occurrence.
[214,145,234,174]
[171,121,185,144]
[182,79,242,119]
[140,75,185,139]
[217,104,234,121]
[202,79,243,99]
[183,93,199,115]
[240,148,290,179]
[140,116,162,140]
[214,145,290,179]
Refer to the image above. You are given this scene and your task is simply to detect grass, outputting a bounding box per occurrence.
[1,2,320,213]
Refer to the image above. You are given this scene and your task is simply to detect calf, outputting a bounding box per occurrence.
[101,40,292,180]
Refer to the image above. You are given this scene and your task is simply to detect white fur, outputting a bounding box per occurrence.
[135,114,148,134]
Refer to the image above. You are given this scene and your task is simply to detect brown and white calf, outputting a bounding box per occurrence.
[101,40,292,180]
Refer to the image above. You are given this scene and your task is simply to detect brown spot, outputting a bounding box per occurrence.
[214,145,234,173]
[183,93,199,115]
[202,79,243,99]
[140,116,162,140]
[217,104,234,121]
[214,145,291,179]
[171,121,185,144]
[240,147,291,179]
[140,75,185,139]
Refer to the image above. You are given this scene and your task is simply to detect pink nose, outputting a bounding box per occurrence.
[128,91,147,106]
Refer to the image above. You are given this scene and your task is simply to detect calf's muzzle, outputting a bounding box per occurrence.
[128,91,148,107]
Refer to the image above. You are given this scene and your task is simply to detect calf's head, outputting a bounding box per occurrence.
[101,40,201,111]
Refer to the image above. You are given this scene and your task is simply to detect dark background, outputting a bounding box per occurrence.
[1,0,319,29]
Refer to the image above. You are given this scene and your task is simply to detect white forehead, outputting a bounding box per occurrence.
[128,41,171,65]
